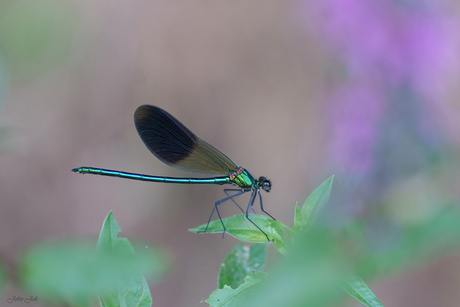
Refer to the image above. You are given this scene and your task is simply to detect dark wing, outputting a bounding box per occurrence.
[134,105,237,175]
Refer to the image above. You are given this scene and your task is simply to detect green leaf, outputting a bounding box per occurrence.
[20,240,106,305]
[342,276,383,307]
[189,214,291,244]
[218,244,267,289]
[206,272,268,307]
[19,211,167,306]
[354,207,460,279]
[240,226,347,307]
[294,202,302,231]
[299,175,334,230]
[97,211,153,307]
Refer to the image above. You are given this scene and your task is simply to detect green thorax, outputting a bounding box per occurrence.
[231,168,256,189]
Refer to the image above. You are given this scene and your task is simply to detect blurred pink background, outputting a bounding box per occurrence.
[1,1,459,306]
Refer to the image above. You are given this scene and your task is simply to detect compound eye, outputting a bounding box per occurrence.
[259,177,271,192]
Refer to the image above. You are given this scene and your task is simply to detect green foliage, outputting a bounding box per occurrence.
[201,175,460,307]
[351,207,460,279]
[189,215,294,254]
[20,240,100,305]
[8,175,460,306]
[19,211,167,306]
[191,176,334,256]
[206,273,268,307]
[218,244,267,289]
[294,175,334,231]
[342,276,383,307]
[203,175,385,307]
[239,227,350,307]
[96,211,157,307]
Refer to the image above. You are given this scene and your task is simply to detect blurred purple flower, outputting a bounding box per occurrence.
[299,0,458,174]
[327,83,385,173]
[302,1,458,96]
[296,0,460,224]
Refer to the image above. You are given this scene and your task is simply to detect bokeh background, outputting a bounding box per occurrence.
[1,1,459,306]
